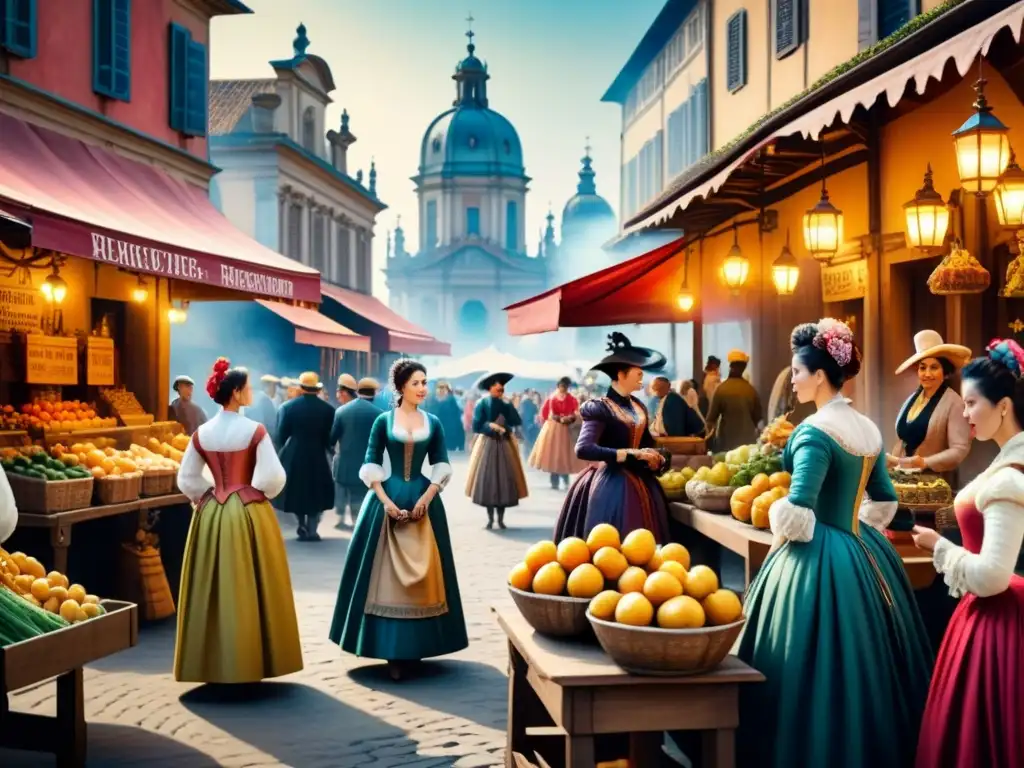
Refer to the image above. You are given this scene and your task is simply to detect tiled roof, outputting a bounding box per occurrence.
[209,79,275,136]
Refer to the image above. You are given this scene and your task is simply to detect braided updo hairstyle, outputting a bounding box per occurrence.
[790,322,862,390]
[206,357,249,406]
[961,339,1024,428]
[389,358,427,406]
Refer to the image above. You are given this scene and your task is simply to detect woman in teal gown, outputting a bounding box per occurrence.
[329,360,468,680]
[737,320,932,768]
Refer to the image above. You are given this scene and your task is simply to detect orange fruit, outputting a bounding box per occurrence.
[646,547,664,573]
[659,560,689,588]
[657,595,705,629]
[769,471,791,489]
[524,541,557,573]
[43,595,60,614]
[617,566,648,594]
[567,563,605,598]
[30,577,51,601]
[685,565,720,601]
[47,571,68,589]
[659,543,691,570]
[83,594,100,605]
[22,557,45,579]
[81,602,100,618]
[532,562,567,595]
[59,599,81,622]
[508,562,533,591]
[621,528,657,566]
[703,589,743,626]
[67,584,86,604]
[586,523,621,554]
[556,537,591,571]
[643,571,684,606]
[589,590,623,620]
[593,546,628,580]
[750,473,771,497]
[49,585,68,604]
[614,592,654,626]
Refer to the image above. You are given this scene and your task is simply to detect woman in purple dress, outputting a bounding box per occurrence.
[554,334,670,543]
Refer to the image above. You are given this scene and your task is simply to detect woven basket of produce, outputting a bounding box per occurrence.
[927,240,990,295]
[94,473,142,505]
[684,480,735,513]
[655,437,706,456]
[6,473,94,514]
[140,469,177,498]
[508,586,592,638]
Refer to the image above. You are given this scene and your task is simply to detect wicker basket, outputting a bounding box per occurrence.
[94,474,142,505]
[140,470,177,498]
[118,544,175,621]
[588,613,746,676]
[934,505,958,532]
[508,586,593,638]
[684,480,735,513]
[655,437,707,456]
[5,473,94,514]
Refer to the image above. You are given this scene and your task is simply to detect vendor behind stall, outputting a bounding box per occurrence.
[170,375,208,436]
[705,350,762,451]
[888,330,972,481]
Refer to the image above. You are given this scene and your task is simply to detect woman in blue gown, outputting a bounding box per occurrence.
[737,319,932,768]
[329,359,468,680]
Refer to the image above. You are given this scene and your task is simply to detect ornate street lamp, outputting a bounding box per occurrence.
[903,165,950,249]
[721,226,749,294]
[771,230,800,296]
[952,75,1011,195]
[40,265,67,305]
[677,290,695,312]
[131,275,149,304]
[803,177,843,263]
[994,151,1024,228]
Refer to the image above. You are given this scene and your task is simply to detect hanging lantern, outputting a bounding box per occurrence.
[677,290,695,312]
[803,179,843,263]
[952,76,1011,195]
[903,164,950,249]
[720,227,749,294]
[771,231,800,296]
[40,269,67,305]
[993,151,1024,227]
[167,301,188,324]
[131,275,149,303]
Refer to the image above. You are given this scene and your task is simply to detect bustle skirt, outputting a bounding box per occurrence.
[465,434,528,508]
[528,420,588,476]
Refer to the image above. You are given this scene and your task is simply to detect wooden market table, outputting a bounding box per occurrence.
[495,606,764,768]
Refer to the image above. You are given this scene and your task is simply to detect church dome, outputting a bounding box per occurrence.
[561,147,615,234]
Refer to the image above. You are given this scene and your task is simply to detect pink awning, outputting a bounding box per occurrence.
[255,300,370,352]
[320,282,451,355]
[0,113,322,302]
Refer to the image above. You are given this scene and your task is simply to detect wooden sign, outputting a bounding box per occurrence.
[0,284,43,333]
[26,334,78,385]
[86,336,115,386]
[821,259,868,303]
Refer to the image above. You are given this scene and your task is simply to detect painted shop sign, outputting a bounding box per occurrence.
[821,259,868,303]
[86,336,115,386]
[26,334,78,385]
[0,284,43,333]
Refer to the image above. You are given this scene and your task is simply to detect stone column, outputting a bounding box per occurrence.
[325,207,335,283]
[277,186,290,255]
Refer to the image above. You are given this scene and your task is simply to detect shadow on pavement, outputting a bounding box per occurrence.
[0,722,223,767]
[483,525,557,544]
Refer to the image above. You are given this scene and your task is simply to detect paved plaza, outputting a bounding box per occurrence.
[2,456,567,767]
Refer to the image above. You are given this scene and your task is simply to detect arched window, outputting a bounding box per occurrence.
[459,300,489,339]
[432,136,442,153]
[503,139,511,155]
[468,135,478,149]
[302,107,316,152]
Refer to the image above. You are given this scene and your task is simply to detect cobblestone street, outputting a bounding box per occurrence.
[3,457,565,767]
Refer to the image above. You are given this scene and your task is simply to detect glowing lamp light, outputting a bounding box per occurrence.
[167,306,187,324]
[677,290,695,312]
[131,276,149,303]
[994,151,1024,228]
[771,231,800,296]
[803,181,844,263]
[720,227,749,294]
[903,165,950,250]
[41,272,68,305]
[952,77,1011,195]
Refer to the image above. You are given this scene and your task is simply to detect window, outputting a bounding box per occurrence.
[431,136,441,153]
[93,0,131,101]
[168,23,207,136]
[466,207,480,236]
[425,200,438,250]
[287,202,302,260]
[503,139,511,155]
[0,0,36,58]
[774,0,801,59]
[335,224,351,286]
[667,79,710,178]
[624,156,639,218]
[505,200,518,251]
[302,107,316,152]
[686,5,703,48]
[878,0,914,39]
[726,10,747,94]
[468,135,478,149]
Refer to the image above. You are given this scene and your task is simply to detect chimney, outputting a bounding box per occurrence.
[251,92,281,133]
[326,109,357,174]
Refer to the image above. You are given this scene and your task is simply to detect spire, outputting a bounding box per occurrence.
[576,137,597,196]
[369,158,377,197]
[465,13,475,57]
[537,227,545,258]
[452,14,489,108]
[394,214,406,257]
[386,229,392,258]
[356,169,363,185]
[293,23,310,57]
[544,205,556,248]
[341,109,350,132]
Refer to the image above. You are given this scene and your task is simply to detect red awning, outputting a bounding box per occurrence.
[0,114,321,302]
[320,282,451,356]
[255,300,370,352]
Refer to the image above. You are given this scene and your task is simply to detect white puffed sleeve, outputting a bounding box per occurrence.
[0,469,17,544]
[176,437,213,503]
[859,498,898,532]
[768,496,816,543]
[251,433,286,500]
[429,462,453,489]
[932,468,1024,598]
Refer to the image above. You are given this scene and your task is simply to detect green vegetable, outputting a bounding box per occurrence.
[30,452,48,465]
[0,586,69,645]
[12,455,30,468]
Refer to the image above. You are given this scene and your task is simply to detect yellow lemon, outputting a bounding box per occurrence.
[614,592,655,626]
[67,584,87,604]
[47,570,68,589]
[659,542,691,570]
[42,595,60,614]
[643,571,684,606]
[750,473,771,497]
[532,562,568,595]
[621,528,657,566]
[586,523,621,554]
[645,547,664,573]
[556,537,591,571]
[658,560,689,589]
[30,577,50,601]
[567,563,605,598]
[81,602,101,618]
[617,566,648,594]
[685,565,720,601]
[59,599,81,622]
[83,594,100,605]
[524,541,558,573]
[49,585,68,605]
[589,590,623,621]
[703,589,744,626]
[657,595,706,629]
[593,546,628,580]
[508,562,533,591]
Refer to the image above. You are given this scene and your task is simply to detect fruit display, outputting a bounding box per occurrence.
[1,446,93,481]
[0,579,71,645]
[927,240,991,295]
[759,415,796,451]
[1,396,116,434]
[657,466,696,498]
[684,461,741,512]
[143,434,188,462]
[723,443,757,467]
[729,471,793,529]
[728,450,785,488]
[99,387,153,425]
[889,470,952,507]
[0,547,105,635]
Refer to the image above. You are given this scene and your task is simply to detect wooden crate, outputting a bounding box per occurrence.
[94,474,142,505]
[655,436,707,455]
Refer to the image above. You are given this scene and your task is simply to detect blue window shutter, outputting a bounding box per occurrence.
[466,207,480,236]
[1,0,37,58]
[654,130,663,193]
[878,0,913,39]
[774,0,800,59]
[627,157,639,217]
[726,10,747,93]
[184,39,207,136]
[697,79,709,157]
[168,23,189,132]
[505,200,517,251]
[93,0,131,101]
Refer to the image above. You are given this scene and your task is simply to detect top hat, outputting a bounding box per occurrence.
[590,333,666,377]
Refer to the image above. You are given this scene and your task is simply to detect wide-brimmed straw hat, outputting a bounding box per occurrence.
[590,333,666,377]
[260,374,280,384]
[337,373,358,391]
[895,330,972,375]
[357,377,380,392]
[298,371,323,392]
[475,372,514,391]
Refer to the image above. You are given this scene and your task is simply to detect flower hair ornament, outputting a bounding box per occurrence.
[986,338,1024,377]
[206,357,231,399]
[812,318,855,367]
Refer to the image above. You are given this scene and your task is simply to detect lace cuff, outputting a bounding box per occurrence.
[859,499,897,532]
[932,538,969,598]
[429,462,452,489]
[768,497,816,542]
[358,463,386,488]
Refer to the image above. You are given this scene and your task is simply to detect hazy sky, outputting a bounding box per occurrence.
[209,0,664,297]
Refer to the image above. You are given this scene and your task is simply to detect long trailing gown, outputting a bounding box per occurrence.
[553,388,670,544]
[329,410,468,660]
[465,396,528,510]
[174,410,303,683]
[915,432,1024,768]
[737,395,932,767]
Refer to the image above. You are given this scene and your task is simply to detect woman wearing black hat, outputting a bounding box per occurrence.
[465,372,528,529]
[554,333,671,544]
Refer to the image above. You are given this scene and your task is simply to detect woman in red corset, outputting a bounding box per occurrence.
[912,339,1024,768]
[529,376,587,490]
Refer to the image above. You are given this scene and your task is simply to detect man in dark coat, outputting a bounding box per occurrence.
[276,371,336,541]
[706,350,763,452]
[649,376,704,437]
[330,377,383,529]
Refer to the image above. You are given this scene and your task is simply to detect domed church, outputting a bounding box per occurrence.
[385,23,548,356]
[552,141,618,286]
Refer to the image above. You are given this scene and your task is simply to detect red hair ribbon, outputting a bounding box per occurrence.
[206,357,231,398]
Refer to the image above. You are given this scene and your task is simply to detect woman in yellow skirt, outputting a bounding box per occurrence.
[174,357,303,683]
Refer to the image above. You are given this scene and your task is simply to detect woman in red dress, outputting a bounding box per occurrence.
[528,376,587,490]
[912,338,1024,768]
